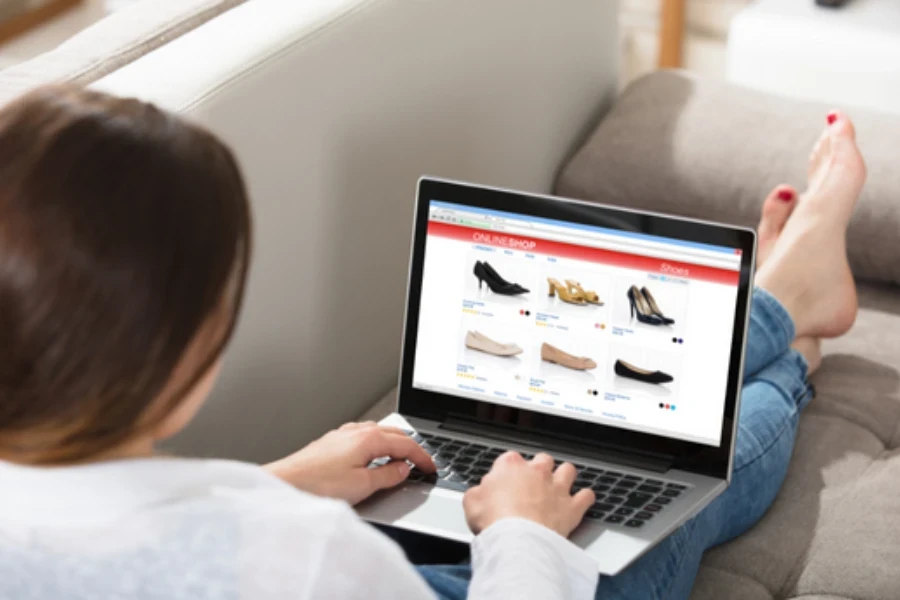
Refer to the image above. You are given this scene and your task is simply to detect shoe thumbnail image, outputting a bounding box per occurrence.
[541,342,597,371]
[614,359,674,385]
[627,285,675,326]
[547,278,604,306]
[567,280,604,306]
[465,331,523,357]
[473,261,529,296]
[640,287,675,325]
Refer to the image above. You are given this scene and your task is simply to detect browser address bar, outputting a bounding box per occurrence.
[488,223,740,271]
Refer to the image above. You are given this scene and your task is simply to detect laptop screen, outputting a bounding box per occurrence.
[411,199,743,448]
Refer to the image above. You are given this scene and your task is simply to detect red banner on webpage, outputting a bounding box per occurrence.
[429,221,739,286]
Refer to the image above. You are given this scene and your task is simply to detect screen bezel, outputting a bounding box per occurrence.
[398,177,756,479]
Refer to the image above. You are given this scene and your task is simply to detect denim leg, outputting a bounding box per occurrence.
[415,565,472,600]
[744,287,796,378]
[413,289,810,600]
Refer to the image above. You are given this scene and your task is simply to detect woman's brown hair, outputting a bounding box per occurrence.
[0,86,252,464]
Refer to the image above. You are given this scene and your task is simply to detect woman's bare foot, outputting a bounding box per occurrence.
[756,111,865,340]
[792,337,822,375]
[755,184,822,374]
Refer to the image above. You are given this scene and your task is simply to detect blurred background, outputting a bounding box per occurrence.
[0,0,896,114]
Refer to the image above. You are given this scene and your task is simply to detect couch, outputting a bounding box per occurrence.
[3,1,897,598]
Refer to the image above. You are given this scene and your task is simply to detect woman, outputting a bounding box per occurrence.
[0,87,865,599]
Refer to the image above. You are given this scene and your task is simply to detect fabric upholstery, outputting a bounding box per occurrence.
[556,70,900,288]
[0,0,245,106]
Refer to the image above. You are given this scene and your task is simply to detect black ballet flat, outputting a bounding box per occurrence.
[614,360,674,385]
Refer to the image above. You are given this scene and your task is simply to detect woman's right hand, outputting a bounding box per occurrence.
[463,452,595,538]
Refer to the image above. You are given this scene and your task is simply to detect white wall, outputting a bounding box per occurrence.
[620,0,753,86]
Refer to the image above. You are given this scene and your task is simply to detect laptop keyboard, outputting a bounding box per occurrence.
[375,430,689,530]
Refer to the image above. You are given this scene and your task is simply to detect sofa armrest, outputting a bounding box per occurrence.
[557,71,900,287]
[0,0,244,107]
[91,0,620,462]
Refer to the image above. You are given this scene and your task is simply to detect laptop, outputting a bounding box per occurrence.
[358,177,756,575]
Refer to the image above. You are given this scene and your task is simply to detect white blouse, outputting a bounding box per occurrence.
[0,458,598,599]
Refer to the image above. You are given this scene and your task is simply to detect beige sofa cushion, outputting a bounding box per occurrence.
[0,0,245,106]
[556,71,900,287]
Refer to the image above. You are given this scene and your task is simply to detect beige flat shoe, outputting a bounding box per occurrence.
[465,331,523,356]
[540,342,597,370]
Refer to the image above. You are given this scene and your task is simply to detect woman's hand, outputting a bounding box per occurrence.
[463,452,595,538]
[264,422,436,505]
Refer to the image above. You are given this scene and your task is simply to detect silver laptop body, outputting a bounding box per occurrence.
[358,178,756,576]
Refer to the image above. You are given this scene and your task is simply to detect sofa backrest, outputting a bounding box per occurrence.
[90,0,619,462]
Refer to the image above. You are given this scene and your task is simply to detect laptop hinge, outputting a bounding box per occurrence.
[439,417,674,474]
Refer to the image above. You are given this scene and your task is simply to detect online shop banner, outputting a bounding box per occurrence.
[427,221,739,286]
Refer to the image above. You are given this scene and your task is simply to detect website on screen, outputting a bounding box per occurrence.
[412,201,742,447]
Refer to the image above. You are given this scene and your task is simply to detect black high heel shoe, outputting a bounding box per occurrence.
[640,287,675,325]
[474,261,528,295]
[482,261,529,294]
[627,286,664,325]
[614,360,673,385]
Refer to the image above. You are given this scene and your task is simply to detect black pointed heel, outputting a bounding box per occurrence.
[473,261,527,296]
[483,261,529,294]
[641,287,675,325]
[627,286,664,326]
[614,360,673,385]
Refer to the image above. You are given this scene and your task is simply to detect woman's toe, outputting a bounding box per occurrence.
[757,184,798,268]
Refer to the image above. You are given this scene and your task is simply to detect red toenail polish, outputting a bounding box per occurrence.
[827,112,838,125]
[778,189,794,201]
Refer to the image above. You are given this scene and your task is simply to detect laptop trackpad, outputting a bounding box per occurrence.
[358,484,475,544]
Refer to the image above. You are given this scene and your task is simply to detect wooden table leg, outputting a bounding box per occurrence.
[0,0,86,46]
[658,0,686,69]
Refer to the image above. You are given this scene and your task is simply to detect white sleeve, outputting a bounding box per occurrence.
[469,518,598,600]
[308,505,438,600]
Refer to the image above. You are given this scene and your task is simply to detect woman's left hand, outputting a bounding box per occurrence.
[264,422,436,505]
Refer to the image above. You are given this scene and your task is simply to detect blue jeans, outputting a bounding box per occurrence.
[416,288,814,600]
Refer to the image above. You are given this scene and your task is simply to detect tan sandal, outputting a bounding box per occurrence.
[547,278,586,305]
[565,280,604,306]
[540,342,597,370]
